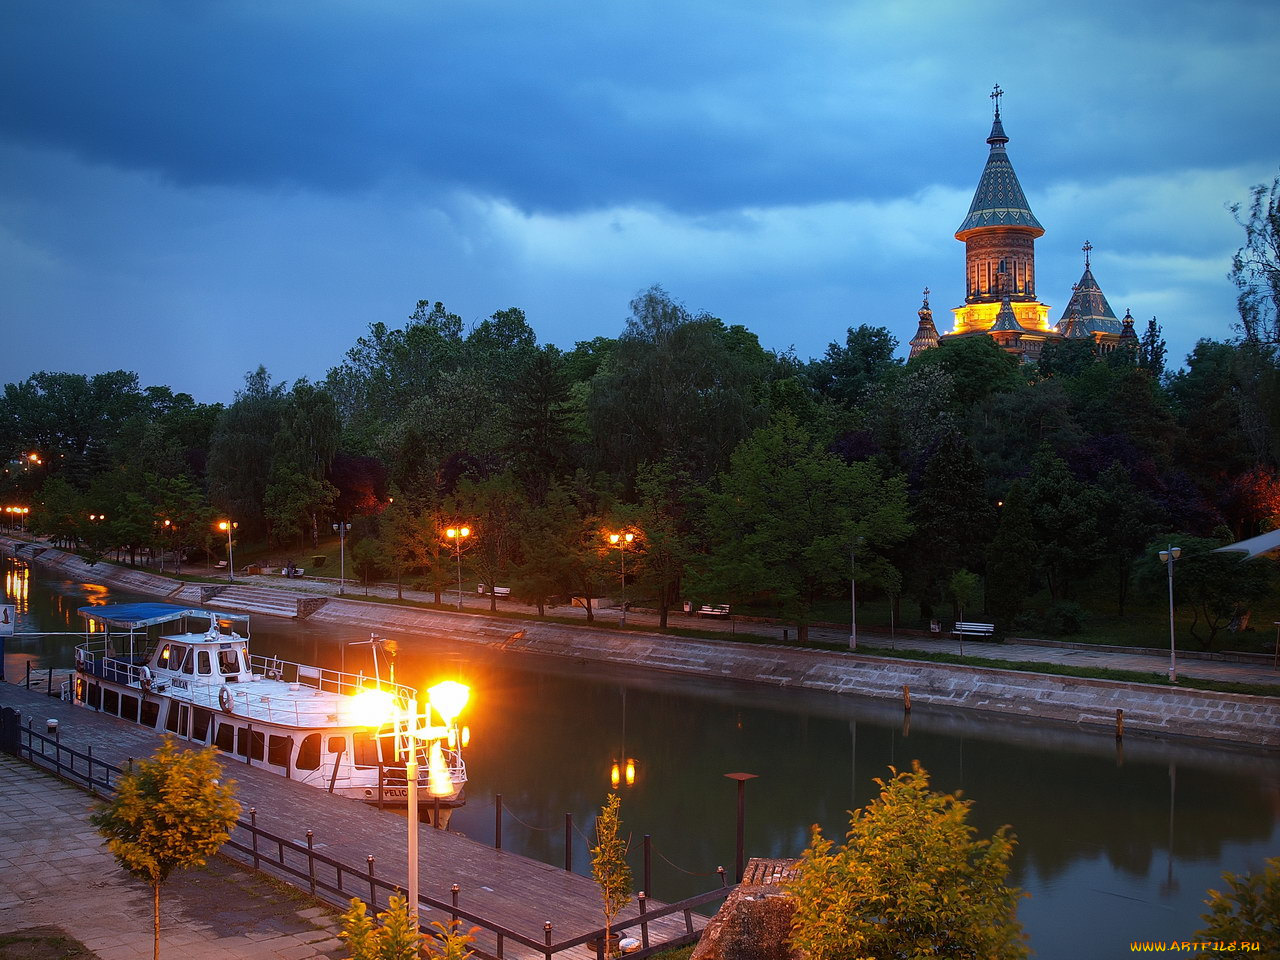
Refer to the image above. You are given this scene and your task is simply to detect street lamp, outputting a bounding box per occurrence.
[607,531,635,626]
[849,538,861,651]
[1158,545,1182,683]
[445,526,471,611]
[218,521,237,582]
[333,522,350,595]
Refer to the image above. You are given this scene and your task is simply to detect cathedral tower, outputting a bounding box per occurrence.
[946,86,1055,359]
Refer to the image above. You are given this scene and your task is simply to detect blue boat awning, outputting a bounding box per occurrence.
[78,603,249,630]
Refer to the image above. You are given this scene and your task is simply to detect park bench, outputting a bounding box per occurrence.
[698,604,731,618]
[952,621,994,653]
[476,585,511,597]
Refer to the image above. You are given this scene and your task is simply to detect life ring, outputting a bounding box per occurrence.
[139,665,153,693]
[266,668,280,681]
[218,686,234,713]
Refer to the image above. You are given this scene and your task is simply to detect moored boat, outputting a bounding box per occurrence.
[72,602,468,811]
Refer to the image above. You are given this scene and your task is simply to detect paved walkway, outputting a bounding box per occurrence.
[0,752,347,960]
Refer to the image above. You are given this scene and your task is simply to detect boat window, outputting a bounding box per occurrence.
[141,699,160,729]
[327,736,346,754]
[218,645,241,676]
[296,734,321,770]
[158,643,173,667]
[181,648,195,674]
[164,702,188,737]
[214,722,234,752]
[86,682,101,709]
[267,735,292,768]
[237,728,265,761]
[353,732,381,769]
[120,695,139,723]
[192,708,212,743]
[166,646,189,673]
[197,651,213,676]
[102,688,119,715]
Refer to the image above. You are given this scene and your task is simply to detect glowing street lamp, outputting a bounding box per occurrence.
[445,526,471,611]
[218,520,237,582]
[608,531,635,626]
[1158,545,1182,683]
[358,680,470,931]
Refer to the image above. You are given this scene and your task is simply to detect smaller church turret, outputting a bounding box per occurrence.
[908,288,940,359]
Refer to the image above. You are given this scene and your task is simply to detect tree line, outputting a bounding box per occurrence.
[4,177,1279,645]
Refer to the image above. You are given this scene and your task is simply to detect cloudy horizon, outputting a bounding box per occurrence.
[3,0,1277,404]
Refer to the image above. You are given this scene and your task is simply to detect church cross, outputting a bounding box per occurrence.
[1082,240,1092,266]
[990,84,1003,117]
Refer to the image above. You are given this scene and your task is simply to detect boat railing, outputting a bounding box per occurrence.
[247,654,411,700]
[74,637,149,687]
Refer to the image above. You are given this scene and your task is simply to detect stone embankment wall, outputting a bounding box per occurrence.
[7,538,1279,748]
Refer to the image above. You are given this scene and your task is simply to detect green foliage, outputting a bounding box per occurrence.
[787,762,1028,960]
[591,793,634,951]
[692,412,911,639]
[1230,173,1280,345]
[91,738,240,959]
[339,896,477,959]
[1195,857,1280,957]
[586,285,769,481]
[1140,535,1277,649]
[808,324,902,406]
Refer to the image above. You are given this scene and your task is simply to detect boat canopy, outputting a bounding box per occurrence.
[77,603,250,631]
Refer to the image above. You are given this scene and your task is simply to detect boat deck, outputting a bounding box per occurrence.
[2,680,710,958]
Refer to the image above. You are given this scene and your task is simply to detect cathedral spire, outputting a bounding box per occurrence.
[908,287,940,360]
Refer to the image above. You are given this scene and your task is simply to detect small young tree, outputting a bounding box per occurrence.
[788,762,1028,960]
[591,793,633,956]
[1195,857,1280,957]
[91,738,240,960]
[339,896,477,960]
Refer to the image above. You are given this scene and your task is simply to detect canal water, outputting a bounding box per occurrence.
[4,556,1277,959]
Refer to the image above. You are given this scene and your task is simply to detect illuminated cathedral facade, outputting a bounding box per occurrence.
[909,86,1138,362]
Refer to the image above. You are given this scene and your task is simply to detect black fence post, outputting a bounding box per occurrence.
[643,834,651,897]
[250,809,260,869]
[450,883,460,923]
[564,813,573,872]
[494,793,503,850]
[638,891,650,948]
[367,856,377,909]
[306,830,316,895]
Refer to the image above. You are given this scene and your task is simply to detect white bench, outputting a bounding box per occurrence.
[952,621,994,653]
[698,604,731,618]
[476,585,511,597]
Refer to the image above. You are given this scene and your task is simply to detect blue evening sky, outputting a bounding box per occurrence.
[2,0,1278,403]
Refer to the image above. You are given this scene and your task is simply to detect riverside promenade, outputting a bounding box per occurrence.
[4,536,1280,746]
[0,680,705,960]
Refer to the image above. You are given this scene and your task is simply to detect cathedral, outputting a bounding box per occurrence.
[909,86,1139,362]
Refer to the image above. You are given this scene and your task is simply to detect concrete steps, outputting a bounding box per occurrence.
[196,584,319,620]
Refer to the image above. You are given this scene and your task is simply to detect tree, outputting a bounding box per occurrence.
[693,413,911,641]
[591,794,633,956]
[1137,317,1168,379]
[1140,535,1276,649]
[1230,173,1280,344]
[206,366,287,538]
[339,896,477,959]
[585,285,769,482]
[91,739,240,960]
[1195,857,1280,957]
[808,324,902,406]
[787,762,1028,960]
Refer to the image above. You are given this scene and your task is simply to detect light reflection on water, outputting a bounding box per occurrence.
[5,557,1278,960]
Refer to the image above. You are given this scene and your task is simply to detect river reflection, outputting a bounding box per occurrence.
[4,555,1278,960]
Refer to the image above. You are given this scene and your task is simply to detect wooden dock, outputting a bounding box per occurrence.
[1,679,713,958]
